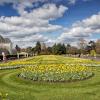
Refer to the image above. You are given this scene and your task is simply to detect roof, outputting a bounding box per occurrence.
[0,35,5,43]
[4,38,11,43]
[0,35,11,43]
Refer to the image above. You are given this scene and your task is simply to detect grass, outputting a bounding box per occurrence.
[0,55,100,100]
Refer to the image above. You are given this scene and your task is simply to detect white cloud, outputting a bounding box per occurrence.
[19,4,68,22]
[68,0,76,4]
[0,3,67,47]
[68,0,92,5]
[57,12,100,45]
[0,0,96,47]
[0,0,48,15]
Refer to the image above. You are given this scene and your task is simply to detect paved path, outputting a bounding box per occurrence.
[64,55,100,61]
[80,56,100,61]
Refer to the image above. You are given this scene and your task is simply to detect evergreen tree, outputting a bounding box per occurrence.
[52,44,57,54]
[47,47,52,54]
[89,41,96,50]
[56,43,62,55]
[66,44,71,54]
[15,45,21,53]
[62,44,66,54]
[52,43,66,55]
[35,41,41,54]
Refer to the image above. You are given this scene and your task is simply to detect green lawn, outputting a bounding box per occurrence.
[0,55,100,100]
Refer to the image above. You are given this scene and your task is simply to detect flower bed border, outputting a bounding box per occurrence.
[18,73,94,83]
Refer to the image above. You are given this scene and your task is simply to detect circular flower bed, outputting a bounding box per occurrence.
[20,64,93,82]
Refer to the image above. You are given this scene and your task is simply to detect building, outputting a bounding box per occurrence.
[0,35,12,54]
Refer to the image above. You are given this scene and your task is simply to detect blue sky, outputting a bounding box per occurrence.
[0,0,100,47]
[51,0,100,26]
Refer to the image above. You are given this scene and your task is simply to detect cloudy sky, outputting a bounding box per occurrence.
[0,0,100,47]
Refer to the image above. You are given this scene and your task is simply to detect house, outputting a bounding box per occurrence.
[0,35,12,54]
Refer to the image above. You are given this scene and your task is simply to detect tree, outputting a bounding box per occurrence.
[69,46,79,55]
[26,47,32,54]
[34,41,41,54]
[56,43,62,55]
[85,45,91,54]
[31,47,35,52]
[89,41,96,50]
[41,42,47,54]
[52,43,66,55]
[95,39,100,54]
[88,41,97,59]
[78,38,87,55]
[15,45,21,53]
[47,47,52,54]
[52,44,57,54]
[90,50,96,58]
[61,44,66,54]
[66,44,71,54]
[31,47,36,56]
